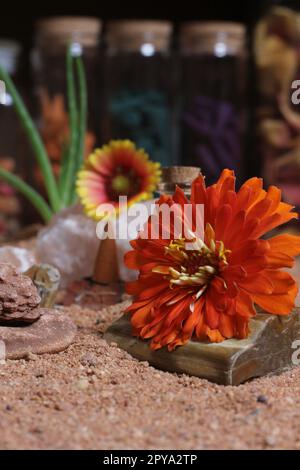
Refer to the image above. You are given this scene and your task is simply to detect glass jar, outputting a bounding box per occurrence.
[255,3,300,208]
[102,20,175,166]
[179,22,247,185]
[31,16,102,187]
[0,40,22,238]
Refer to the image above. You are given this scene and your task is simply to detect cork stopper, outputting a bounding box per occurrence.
[36,16,102,48]
[180,21,246,55]
[159,166,201,196]
[106,20,173,53]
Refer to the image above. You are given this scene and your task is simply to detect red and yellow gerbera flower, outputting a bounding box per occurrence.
[76,140,161,220]
[125,169,300,351]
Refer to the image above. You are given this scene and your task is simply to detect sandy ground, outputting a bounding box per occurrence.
[0,300,300,450]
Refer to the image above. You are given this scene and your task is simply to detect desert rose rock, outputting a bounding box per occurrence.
[36,204,99,287]
[0,263,76,358]
[0,308,77,359]
[0,263,41,323]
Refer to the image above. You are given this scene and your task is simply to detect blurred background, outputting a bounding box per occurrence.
[0,0,300,237]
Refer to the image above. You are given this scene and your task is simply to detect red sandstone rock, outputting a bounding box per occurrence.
[0,263,41,323]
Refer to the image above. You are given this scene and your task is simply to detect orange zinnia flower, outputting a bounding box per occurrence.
[125,169,300,351]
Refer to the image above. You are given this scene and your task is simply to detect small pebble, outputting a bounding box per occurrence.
[257,394,268,404]
[76,378,89,390]
[25,352,38,362]
[80,352,98,367]
[264,435,277,447]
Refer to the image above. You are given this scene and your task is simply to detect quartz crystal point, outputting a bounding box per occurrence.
[36,204,99,287]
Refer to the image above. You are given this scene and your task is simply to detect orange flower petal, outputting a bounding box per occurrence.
[125,169,300,350]
[268,234,300,258]
[219,313,234,338]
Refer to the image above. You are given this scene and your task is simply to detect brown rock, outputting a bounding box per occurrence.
[0,263,41,324]
[0,308,77,359]
[104,308,300,386]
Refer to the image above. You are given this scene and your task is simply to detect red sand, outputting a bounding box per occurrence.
[0,301,300,450]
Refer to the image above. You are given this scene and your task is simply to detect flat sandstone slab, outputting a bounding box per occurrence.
[0,309,77,359]
[104,309,300,385]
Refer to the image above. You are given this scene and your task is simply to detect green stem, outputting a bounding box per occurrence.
[61,46,78,205]
[0,66,61,213]
[58,142,71,198]
[71,55,87,204]
[75,56,87,169]
[0,168,53,222]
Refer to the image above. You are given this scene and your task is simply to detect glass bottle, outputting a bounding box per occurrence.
[179,22,247,185]
[102,20,175,166]
[0,40,22,238]
[31,16,102,188]
[255,1,300,208]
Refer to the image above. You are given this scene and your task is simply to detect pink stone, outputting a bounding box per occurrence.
[0,308,77,359]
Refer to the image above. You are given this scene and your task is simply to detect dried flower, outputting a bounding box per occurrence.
[76,140,161,220]
[125,169,300,351]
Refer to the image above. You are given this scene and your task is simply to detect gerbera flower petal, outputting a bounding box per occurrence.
[76,140,161,220]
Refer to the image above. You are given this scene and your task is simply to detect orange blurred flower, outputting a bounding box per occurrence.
[125,169,300,351]
[35,90,95,184]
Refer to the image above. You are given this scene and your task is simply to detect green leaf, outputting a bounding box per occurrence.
[71,55,88,204]
[61,45,78,205]
[0,168,53,222]
[58,140,71,198]
[0,66,61,213]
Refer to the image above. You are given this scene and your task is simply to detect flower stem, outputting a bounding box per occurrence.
[0,66,61,213]
[0,168,53,222]
[71,55,87,204]
[58,142,70,197]
[61,46,78,205]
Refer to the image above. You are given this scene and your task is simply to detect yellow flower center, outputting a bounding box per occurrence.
[153,232,230,299]
[111,175,131,194]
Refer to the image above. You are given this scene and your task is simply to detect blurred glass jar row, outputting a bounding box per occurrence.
[0,17,248,194]
[32,17,247,184]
